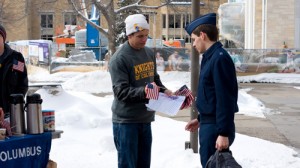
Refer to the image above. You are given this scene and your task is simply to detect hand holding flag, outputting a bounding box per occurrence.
[174,85,194,110]
[145,82,159,100]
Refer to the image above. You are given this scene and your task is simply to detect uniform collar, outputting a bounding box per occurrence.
[203,41,223,59]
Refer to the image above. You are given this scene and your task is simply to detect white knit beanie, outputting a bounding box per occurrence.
[125,14,149,36]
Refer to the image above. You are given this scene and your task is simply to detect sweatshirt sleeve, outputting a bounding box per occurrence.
[9,52,28,96]
[16,53,29,96]
[154,72,167,93]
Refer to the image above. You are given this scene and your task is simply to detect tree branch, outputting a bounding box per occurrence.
[116,1,170,14]
[70,0,108,37]
[91,0,112,27]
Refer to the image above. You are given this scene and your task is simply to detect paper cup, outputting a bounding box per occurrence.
[0,128,6,140]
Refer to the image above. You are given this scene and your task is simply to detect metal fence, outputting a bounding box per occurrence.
[226,48,300,73]
[152,47,300,73]
[48,47,300,73]
[9,39,300,74]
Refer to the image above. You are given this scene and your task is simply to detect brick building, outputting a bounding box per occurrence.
[1,0,299,49]
[1,0,222,45]
[244,0,300,49]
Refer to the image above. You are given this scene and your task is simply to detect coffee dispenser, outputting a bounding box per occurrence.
[25,93,43,134]
[9,94,26,135]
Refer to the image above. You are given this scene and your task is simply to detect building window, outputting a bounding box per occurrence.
[41,14,53,28]
[228,0,245,2]
[162,13,193,43]
[40,13,54,40]
[183,14,191,28]
[168,14,182,28]
[185,35,191,43]
[175,14,181,28]
[64,12,77,25]
[41,35,53,41]
[162,14,166,28]
[171,0,191,2]
[144,14,149,23]
[168,14,175,28]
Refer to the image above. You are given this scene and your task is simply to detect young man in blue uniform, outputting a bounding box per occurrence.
[184,13,239,167]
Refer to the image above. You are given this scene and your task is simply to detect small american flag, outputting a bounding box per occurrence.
[12,59,25,72]
[145,83,159,100]
[175,85,194,110]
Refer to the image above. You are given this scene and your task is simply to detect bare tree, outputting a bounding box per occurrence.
[0,0,29,25]
[70,0,171,55]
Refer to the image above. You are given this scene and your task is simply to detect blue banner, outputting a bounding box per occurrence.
[0,132,52,168]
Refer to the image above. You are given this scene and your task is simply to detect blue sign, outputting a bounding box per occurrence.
[0,132,52,168]
[87,19,100,47]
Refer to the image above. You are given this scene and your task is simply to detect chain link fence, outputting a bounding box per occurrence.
[9,40,300,74]
[152,47,300,74]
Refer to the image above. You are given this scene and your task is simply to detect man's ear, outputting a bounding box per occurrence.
[199,32,204,40]
[200,32,208,40]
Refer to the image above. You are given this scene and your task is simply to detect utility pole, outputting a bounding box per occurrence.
[189,0,200,153]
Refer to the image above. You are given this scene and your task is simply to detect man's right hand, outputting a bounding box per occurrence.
[185,119,199,132]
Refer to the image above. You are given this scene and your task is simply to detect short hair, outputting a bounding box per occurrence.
[192,24,218,42]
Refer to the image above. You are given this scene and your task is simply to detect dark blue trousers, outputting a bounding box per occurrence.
[199,123,235,167]
[113,123,152,168]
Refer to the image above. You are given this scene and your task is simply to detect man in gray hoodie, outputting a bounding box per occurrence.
[109,14,172,168]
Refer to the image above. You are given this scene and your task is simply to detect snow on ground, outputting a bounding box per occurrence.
[28,67,300,168]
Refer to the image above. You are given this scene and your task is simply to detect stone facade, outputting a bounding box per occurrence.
[0,0,29,41]
[3,0,297,49]
[251,0,297,49]
[3,0,86,41]
[3,0,222,44]
[265,0,295,49]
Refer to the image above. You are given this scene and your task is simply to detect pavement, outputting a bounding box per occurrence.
[157,83,300,153]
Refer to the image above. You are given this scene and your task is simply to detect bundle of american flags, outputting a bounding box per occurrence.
[145,82,159,100]
[175,85,194,110]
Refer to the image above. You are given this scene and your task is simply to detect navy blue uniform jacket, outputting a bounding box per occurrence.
[0,44,28,117]
[196,42,238,136]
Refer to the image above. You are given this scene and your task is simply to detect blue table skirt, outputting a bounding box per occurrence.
[0,132,52,168]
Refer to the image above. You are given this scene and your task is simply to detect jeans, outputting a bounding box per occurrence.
[199,123,235,168]
[113,123,152,168]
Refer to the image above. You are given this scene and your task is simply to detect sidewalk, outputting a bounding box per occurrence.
[157,109,289,145]
[157,83,300,152]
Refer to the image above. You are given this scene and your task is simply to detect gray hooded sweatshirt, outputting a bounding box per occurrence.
[109,41,166,123]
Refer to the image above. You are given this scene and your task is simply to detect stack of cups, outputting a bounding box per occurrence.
[0,128,6,140]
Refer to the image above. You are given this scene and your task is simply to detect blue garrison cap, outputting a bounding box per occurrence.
[185,13,217,35]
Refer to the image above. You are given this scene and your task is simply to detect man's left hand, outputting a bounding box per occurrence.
[0,108,4,122]
[215,135,229,151]
[164,89,173,96]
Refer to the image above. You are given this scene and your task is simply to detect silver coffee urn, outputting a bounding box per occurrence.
[9,94,26,135]
[26,93,44,134]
